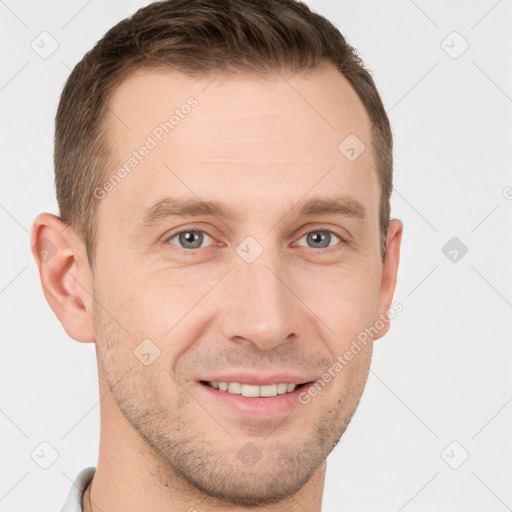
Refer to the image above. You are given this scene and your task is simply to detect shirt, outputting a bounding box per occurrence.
[60,467,96,512]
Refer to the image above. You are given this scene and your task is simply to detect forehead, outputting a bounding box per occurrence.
[106,64,371,148]
[98,65,377,230]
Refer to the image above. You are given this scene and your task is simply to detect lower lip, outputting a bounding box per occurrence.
[197,382,312,418]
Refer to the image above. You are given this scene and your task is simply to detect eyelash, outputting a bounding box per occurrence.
[165,227,347,251]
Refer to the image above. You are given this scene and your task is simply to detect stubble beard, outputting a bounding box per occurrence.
[92,298,372,506]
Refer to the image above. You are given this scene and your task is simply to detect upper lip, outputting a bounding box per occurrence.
[199,373,315,386]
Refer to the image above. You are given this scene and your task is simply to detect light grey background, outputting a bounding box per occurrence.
[1,0,511,510]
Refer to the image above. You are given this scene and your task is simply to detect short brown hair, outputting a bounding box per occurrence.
[55,0,393,267]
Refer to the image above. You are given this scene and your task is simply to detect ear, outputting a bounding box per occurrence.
[30,213,96,343]
[373,218,403,341]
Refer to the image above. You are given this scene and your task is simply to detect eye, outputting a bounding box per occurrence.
[167,230,214,250]
[296,229,343,249]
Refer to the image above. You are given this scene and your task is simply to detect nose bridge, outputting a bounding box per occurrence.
[221,239,300,350]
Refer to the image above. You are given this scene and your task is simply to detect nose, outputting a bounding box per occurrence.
[219,241,306,352]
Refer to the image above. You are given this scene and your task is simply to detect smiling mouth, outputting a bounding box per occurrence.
[199,380,311,398]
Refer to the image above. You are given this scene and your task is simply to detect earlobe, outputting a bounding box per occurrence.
[30,213,96,343]
[373,218,403,341]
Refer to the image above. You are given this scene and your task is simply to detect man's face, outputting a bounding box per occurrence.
[92,64,388,505]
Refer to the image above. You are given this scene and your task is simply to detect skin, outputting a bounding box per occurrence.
[31,63,402,512]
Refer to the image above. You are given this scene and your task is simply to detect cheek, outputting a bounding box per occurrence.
[95,264,177,339]
[97,237,382,352]
[94,295,181,406]
[304,261,381,340]
[108,276,210,379]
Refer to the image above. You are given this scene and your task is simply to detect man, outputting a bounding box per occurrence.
[30,0,402,510]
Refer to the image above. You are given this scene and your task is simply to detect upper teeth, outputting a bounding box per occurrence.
[208,381,296,397]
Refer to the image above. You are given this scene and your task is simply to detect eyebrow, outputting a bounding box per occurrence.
[138,194,367,227]
[293,195,366,220]
[138,197,237,227]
